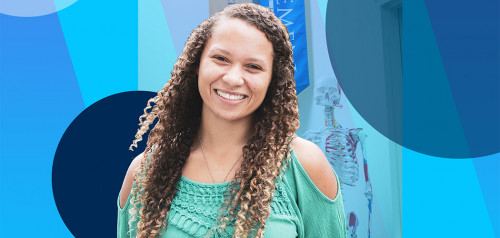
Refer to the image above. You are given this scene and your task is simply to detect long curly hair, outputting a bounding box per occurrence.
[128,3,299,237]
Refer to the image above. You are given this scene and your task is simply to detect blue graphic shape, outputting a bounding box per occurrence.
[0,0,77,17]
[138,0,178,92]
[163,0,209,56]
[0,13,83,237]
[402,0,470,158]
[52,91,155,237]
[403,149,495,237]
[424,0,499,158]
[57,0,138,106]
[317,0,328,23]
[473,154,500,238]
[325,0,489,158]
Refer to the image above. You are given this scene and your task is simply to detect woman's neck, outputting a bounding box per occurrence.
[197,109,253,160]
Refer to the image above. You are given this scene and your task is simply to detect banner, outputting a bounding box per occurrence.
[260,0,310,93]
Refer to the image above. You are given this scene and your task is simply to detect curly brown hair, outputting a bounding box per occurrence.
[128,3,299,237]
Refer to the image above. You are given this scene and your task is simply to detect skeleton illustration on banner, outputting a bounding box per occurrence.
[303,76,373,238]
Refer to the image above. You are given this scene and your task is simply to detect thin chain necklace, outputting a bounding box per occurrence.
[198,134,242,183]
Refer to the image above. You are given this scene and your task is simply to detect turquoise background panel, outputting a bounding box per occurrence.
[403,148,495,237]
[56,0,138,106]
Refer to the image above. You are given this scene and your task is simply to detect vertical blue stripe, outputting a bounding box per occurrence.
[57,1,138,106]
[0,13,84,237]
[138,0,177,92]
[473,154,500,238]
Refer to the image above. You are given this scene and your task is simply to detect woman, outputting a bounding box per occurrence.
[118,3,346,238]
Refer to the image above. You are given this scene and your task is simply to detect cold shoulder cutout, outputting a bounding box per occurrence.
[119,153,144,209]
[289,136,339,200]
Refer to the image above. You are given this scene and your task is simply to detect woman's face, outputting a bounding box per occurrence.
[198,17,273,122]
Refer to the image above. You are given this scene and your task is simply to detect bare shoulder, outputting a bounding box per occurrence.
[290,136,338,200]
[119,153,145,209]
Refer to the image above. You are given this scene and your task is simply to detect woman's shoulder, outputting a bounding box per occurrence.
[289,136,338,200]
[119,153,145,209]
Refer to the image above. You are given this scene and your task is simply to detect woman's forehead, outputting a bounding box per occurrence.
[204,17,273,58]
[211,16,260,35]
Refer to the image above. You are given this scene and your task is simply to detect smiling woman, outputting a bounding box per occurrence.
[118,3,346,238]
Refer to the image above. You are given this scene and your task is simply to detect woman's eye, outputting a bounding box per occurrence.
[213,56,227,62]
[248,64,262,70]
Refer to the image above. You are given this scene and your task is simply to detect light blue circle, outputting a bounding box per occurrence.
[0,0,78,17]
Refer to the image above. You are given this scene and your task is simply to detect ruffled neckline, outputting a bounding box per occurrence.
[169,175,296,237]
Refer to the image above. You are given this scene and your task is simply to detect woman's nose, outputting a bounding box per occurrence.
[222,65,244,86]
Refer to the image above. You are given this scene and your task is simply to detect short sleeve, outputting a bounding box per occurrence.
[117,189,140,238]
[117,192,131,238]
[283,150,347,238]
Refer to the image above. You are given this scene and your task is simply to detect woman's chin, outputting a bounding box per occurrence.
[212,111,253,122]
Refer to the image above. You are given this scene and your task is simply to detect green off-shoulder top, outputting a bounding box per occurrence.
[117,150,346,238]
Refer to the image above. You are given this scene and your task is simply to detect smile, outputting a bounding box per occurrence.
[215,89,247,100]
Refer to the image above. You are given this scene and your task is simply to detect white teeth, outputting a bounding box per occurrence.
[216,90,245,100]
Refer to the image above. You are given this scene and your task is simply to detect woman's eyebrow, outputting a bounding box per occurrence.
[247,57,266,66]
[211,47,231,55]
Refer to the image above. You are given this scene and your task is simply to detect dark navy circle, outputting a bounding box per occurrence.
[52,91,156,237]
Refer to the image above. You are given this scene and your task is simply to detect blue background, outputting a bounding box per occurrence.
[0,0,498,237]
